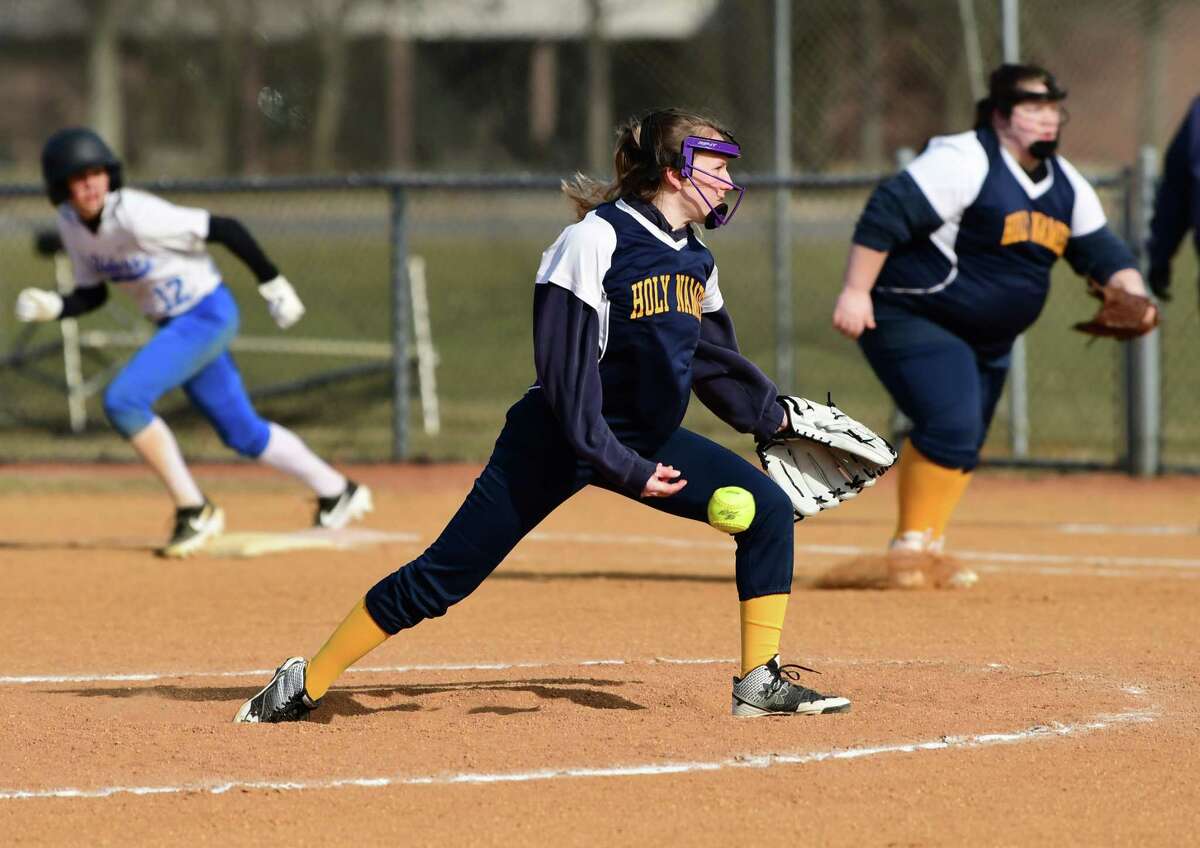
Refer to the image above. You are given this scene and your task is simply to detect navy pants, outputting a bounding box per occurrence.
[365,390,795,634]
[103,284,271,457]
[858,304,1010,471]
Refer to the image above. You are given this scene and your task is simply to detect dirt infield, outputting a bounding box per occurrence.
[2,463,1199,846]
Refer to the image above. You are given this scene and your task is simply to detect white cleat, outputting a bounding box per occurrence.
[315,481,373,529]
[159,499,224,558]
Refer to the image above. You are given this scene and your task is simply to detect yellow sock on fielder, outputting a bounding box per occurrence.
[895,441,972,541]
[304,596,388,701]
[739,593,789,676]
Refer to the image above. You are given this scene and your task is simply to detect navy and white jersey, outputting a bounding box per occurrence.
[57,188,221,320]
[535,198,722,444]
[855,126,1135,348]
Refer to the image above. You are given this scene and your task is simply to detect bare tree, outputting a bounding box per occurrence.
[859,0,885,169]
[529,40,558,155]
[1140,0,1167,150]
[585,0,612,174]
[385,0,422,170]
[88,0,126,151]
[200,0,264,174]
[305,0,362,172]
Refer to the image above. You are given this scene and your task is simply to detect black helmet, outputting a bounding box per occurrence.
[41,127,123,205]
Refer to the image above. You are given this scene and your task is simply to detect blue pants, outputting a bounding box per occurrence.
[858,304,1010,471]
[103,284,271,458]
[365,390,795,634]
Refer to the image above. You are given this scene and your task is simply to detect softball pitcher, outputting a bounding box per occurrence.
[832,64,1155,586]
[235,108,877,723]
[15,128,372,557]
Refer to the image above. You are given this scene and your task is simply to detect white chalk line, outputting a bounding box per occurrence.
[1057,522,1197,536]
[526,531,1200,570]
[0,655,733,687]
[0,704,1157,802]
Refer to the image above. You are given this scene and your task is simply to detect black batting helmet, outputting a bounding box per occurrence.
[41,128,123,205]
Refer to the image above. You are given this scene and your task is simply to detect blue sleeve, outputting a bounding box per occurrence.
[1064,226,1138,281]
[1146,98,1198,273]
[852,171,944,252]
[533,283,657,496]
[692,307,785,442]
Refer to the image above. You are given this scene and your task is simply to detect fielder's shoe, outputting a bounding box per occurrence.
[234,657,320,724]
[315,480,373,529]
[159,498,224,558]
[925,533,978,588]
[732,656,851,717]
[888,530,979,589]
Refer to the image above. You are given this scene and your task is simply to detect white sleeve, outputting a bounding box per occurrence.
[1057,156,1108,237]
[56,212,104,287]
[117,189,211,253]
[701,265,724,313]
[904,131,990,223]
[534,212,617,311]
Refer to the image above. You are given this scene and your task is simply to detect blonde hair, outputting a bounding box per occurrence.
[561,108,734,220]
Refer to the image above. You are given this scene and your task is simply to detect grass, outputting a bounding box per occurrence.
[2,188,1197,467]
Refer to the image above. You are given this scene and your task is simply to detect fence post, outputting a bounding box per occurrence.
[888,148,916,445]
[772,0,793,389]
[1008,338,1030,458]
[390,186,411,461]
[1125,146,1161,476]
[1000,0,1031,459]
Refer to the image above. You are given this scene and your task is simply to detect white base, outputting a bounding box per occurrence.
[204,527,417,558]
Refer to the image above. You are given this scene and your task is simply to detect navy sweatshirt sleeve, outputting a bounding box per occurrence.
[1146,97,1199,275]
[1063,226,1138,282]
[692,306,785,442]
[206,215,280,283]
[852,171,944,252]
[533,283,657,496]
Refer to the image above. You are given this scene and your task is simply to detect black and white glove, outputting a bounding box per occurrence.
[15,288,64,322]
[258,275,305,329]
[756,395,897,519]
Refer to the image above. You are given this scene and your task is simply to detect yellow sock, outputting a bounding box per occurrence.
[740,594,789,676]
[895,441,972,540]
[305,597,388,701]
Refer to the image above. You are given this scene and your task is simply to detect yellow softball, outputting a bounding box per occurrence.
[707,486,756,534]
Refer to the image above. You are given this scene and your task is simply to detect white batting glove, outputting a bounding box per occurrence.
[258,275,305,329]
[15,288,64,322]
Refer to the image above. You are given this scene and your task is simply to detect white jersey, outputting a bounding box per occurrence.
[56,188,222,321]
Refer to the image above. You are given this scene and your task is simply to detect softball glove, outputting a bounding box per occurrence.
[1073,278,1158,340]
[756,395,897,520]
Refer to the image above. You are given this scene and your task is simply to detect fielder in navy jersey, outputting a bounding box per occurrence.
[1146,94,1200,302]
[831,64,1156,587]
[14,128,373,557]
[235,108,853,724]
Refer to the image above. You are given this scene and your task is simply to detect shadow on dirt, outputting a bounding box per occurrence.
[0,538,156,553]
[48,675,648,722]
[492,569,734,585]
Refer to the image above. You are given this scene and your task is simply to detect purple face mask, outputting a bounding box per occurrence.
[680,135,744,229]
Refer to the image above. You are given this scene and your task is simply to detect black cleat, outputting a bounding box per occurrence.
[234,657,320,724]
[732,656,851,717]
[158,498,224,558]
[314,481,373,529]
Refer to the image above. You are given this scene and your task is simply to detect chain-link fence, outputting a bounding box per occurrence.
[2,0,1199,470]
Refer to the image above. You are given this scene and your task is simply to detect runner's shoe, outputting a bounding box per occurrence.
[315,481,373,529]
[159,498,224,558]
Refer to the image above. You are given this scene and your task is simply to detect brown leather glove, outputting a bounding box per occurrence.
[1072,278,1159,340]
